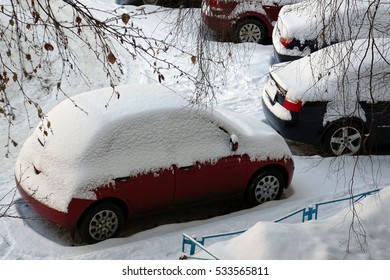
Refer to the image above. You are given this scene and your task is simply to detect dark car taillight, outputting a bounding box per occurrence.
[271,75,303,113]
[210,0,223,11]
[280,36,318,52]
[283,99,303,113]
[209,0,238,15]
[280,37,293,47]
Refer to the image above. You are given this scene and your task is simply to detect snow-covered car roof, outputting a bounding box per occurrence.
[15,84,292,212]
[277,0,390,45]
[270,38,390,103]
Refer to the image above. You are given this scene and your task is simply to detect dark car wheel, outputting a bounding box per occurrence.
[78,202,124,244]
[323,122,364,156]
[246,169,285,207]
[235,19,266,44]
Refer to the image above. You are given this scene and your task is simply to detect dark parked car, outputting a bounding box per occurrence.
[202,0,301,44]
[263,38,390,156]
[15,84,294,244]
[273,0,390,62]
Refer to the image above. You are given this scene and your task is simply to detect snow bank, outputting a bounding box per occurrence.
[199,186,390,259]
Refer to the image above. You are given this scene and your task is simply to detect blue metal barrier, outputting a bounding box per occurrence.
[181,189,380,259]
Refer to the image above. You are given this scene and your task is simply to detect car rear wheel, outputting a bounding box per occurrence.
[235,19,266,44]
[246,169,285,207]
[78,202,124,244]
[323,122,363,156]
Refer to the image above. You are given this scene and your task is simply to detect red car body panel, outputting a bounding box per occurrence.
[246,157,294,188]
[173,155,248,205]
[16,155,294,230]
[114,168,175,214]
[16,181,94,229]
[262,5,282,21]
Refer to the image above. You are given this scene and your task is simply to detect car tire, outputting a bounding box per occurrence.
[323,121,364,156]
[78,202,124,244]
[235,19,266,44]
[246,169,285,207]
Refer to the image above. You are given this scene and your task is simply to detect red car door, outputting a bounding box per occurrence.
[173,155,248,206]
[115,168,175,213]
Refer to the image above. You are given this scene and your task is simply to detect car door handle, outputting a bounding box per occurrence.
[179,165,193,171]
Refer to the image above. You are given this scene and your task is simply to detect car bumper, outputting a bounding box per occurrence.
[16,177,94,229]
[262,88,326,145]
[273,46,303,63]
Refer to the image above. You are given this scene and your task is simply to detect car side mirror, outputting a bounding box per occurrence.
[229,134,239,152]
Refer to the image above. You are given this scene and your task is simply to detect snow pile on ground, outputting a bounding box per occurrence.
[197,186,390,260]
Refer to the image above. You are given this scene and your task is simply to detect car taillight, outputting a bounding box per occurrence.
[280,37,293,47]
[283,98,303,113]
[210,0,223,11]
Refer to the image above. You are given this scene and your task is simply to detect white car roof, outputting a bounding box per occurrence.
[277,0,389,43]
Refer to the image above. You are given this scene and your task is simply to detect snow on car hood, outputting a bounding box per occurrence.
[15,84,292,213]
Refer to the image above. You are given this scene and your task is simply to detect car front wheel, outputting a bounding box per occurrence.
[246,169,285,207]
[323,122,364,156]
[78,202,124,244]
[235,19,266,44]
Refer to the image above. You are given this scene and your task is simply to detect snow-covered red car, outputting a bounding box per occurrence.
[201,0,301,44]
[15,84,294,244]
[273,0,390,62]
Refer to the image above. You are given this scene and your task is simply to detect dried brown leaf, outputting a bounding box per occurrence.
[121,13,130,25]
[44,43,54,51]
[107,52,116,64]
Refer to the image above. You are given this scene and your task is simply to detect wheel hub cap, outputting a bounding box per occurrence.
[239,24,262,42]
[254,175,280,203]
[330,126,362,155]
[89,210,119,241]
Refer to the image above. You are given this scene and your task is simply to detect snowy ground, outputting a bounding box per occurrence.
[1,0,390,262]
